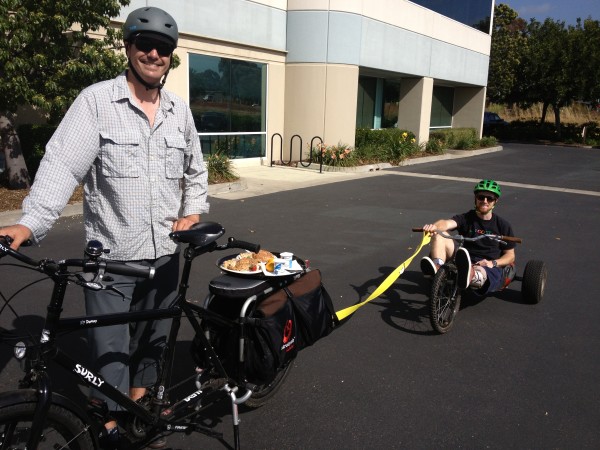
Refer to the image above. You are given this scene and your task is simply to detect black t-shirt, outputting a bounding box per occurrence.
[451,210,515,261]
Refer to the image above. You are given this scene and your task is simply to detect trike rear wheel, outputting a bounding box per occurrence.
[429,264,461,334]
[521,260,547,304]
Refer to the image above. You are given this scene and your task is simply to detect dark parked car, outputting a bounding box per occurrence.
[483,112,508,135]
[484,112,507,126]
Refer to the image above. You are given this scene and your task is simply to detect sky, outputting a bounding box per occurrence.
[500,0,600,25]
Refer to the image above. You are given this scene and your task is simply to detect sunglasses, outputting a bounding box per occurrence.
[476,194,497,202]
[133,36,174,57]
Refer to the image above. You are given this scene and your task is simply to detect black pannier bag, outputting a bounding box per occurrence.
[244,292,298,384]
[194,269,338,385]
[244,269,338,383]
[283,269,337,349]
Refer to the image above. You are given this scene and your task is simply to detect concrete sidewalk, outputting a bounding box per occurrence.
[0,146,502,226]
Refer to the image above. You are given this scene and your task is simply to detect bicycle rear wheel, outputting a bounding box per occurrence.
[429,264,461,334]
[0,401,94,450]
[244,360,293,409]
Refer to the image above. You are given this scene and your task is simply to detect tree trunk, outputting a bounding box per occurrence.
[0,114,31,189]
[553,105,562,139]
[540,102,549,124]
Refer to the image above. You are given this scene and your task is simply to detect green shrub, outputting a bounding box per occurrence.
[206,151,239,184]
[430,128,480,149]
[479,136,499,147]
[313,142,357,167]
[354,128,423,164]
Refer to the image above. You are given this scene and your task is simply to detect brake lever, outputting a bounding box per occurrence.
[74,273,126,299]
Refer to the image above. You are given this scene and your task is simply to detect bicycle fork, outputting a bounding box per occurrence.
[26,371,52,450]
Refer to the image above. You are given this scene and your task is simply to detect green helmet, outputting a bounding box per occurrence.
[123,7,178,47]
[474,179,501,198]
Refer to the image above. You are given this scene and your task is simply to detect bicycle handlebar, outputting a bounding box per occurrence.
[1,236,155,280]
[412,228,522,244]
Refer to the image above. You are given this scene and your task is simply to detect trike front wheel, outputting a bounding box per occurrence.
[429,264,461,334]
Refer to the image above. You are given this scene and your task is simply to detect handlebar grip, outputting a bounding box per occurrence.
[500,235,522,244]
[412,227,424,232]
[227,238,260,253]
[104,261,155,279]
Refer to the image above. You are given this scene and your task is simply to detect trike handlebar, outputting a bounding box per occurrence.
[412,228,522,244]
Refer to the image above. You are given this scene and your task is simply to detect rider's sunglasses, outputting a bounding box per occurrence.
[133,36,174,57]
[476,194,497,202]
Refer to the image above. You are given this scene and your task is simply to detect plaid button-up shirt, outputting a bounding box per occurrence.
[20,72,210,260]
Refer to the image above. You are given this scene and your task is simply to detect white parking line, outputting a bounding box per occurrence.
[387,171,600,197]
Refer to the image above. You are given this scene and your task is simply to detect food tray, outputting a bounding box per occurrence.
[216,252,306,278]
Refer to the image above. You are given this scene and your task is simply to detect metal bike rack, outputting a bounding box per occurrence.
[270,133,324,172]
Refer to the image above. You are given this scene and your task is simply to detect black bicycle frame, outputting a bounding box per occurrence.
[23,250,241,449]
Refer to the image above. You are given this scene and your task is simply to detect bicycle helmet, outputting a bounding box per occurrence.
[123,7,178,48]
[123,7,178,90]
[474,179,501,198]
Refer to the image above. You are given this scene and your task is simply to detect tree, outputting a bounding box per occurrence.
[0,0,129,188]
[519,18,582,134]
[487,3,527,104]
[574,18,600,104]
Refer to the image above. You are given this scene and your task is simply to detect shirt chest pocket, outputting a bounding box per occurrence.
[164,135,187,179]
[100,132,140,178]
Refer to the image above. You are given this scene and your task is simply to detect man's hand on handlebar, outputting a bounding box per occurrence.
[0,225,33,250]
[422,224,437,235]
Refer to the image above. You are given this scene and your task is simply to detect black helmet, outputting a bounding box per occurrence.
[123,7,178,48]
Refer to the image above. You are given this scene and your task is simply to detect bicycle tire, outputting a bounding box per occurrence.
[521,260,547,304]
[429,264,461,334]
[244,360,293,409]
[0,401,94,450]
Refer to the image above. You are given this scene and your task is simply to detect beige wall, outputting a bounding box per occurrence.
[398,77,434,144]
[453,87,487,137]
[283,63,358,162]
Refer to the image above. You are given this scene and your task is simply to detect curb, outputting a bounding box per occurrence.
[0,181,249,226]
[0,145,502,226]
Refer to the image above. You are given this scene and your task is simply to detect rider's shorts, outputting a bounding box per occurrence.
[472,261,515,295]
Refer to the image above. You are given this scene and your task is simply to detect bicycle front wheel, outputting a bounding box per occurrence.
[0,401,95,450]
[429,264,461,334]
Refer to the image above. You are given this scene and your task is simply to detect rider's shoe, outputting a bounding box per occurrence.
[99,426,121,450]
[420,256,439,276]
[455,247,472,289]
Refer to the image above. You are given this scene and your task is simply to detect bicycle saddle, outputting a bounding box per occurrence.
[170,221,225,246]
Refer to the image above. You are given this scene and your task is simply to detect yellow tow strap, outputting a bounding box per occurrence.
[335,233,431,321]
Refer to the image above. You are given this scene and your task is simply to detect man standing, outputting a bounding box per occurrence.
[0,7,208,448]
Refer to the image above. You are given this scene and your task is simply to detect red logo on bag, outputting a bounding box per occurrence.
[282,320,293,343]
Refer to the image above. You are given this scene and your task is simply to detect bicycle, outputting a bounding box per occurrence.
[0,221,326,449]
[412,228,547,334]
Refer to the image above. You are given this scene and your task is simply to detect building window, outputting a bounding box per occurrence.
[356,76,377,129]
[189,54,266,158]
[430,86,454,128]
[357,76,401,129]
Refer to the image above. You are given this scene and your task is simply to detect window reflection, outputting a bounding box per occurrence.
[410,0,492,33]
[189,54,266,158]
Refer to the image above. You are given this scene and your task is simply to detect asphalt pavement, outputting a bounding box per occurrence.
[1,142,599,449]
